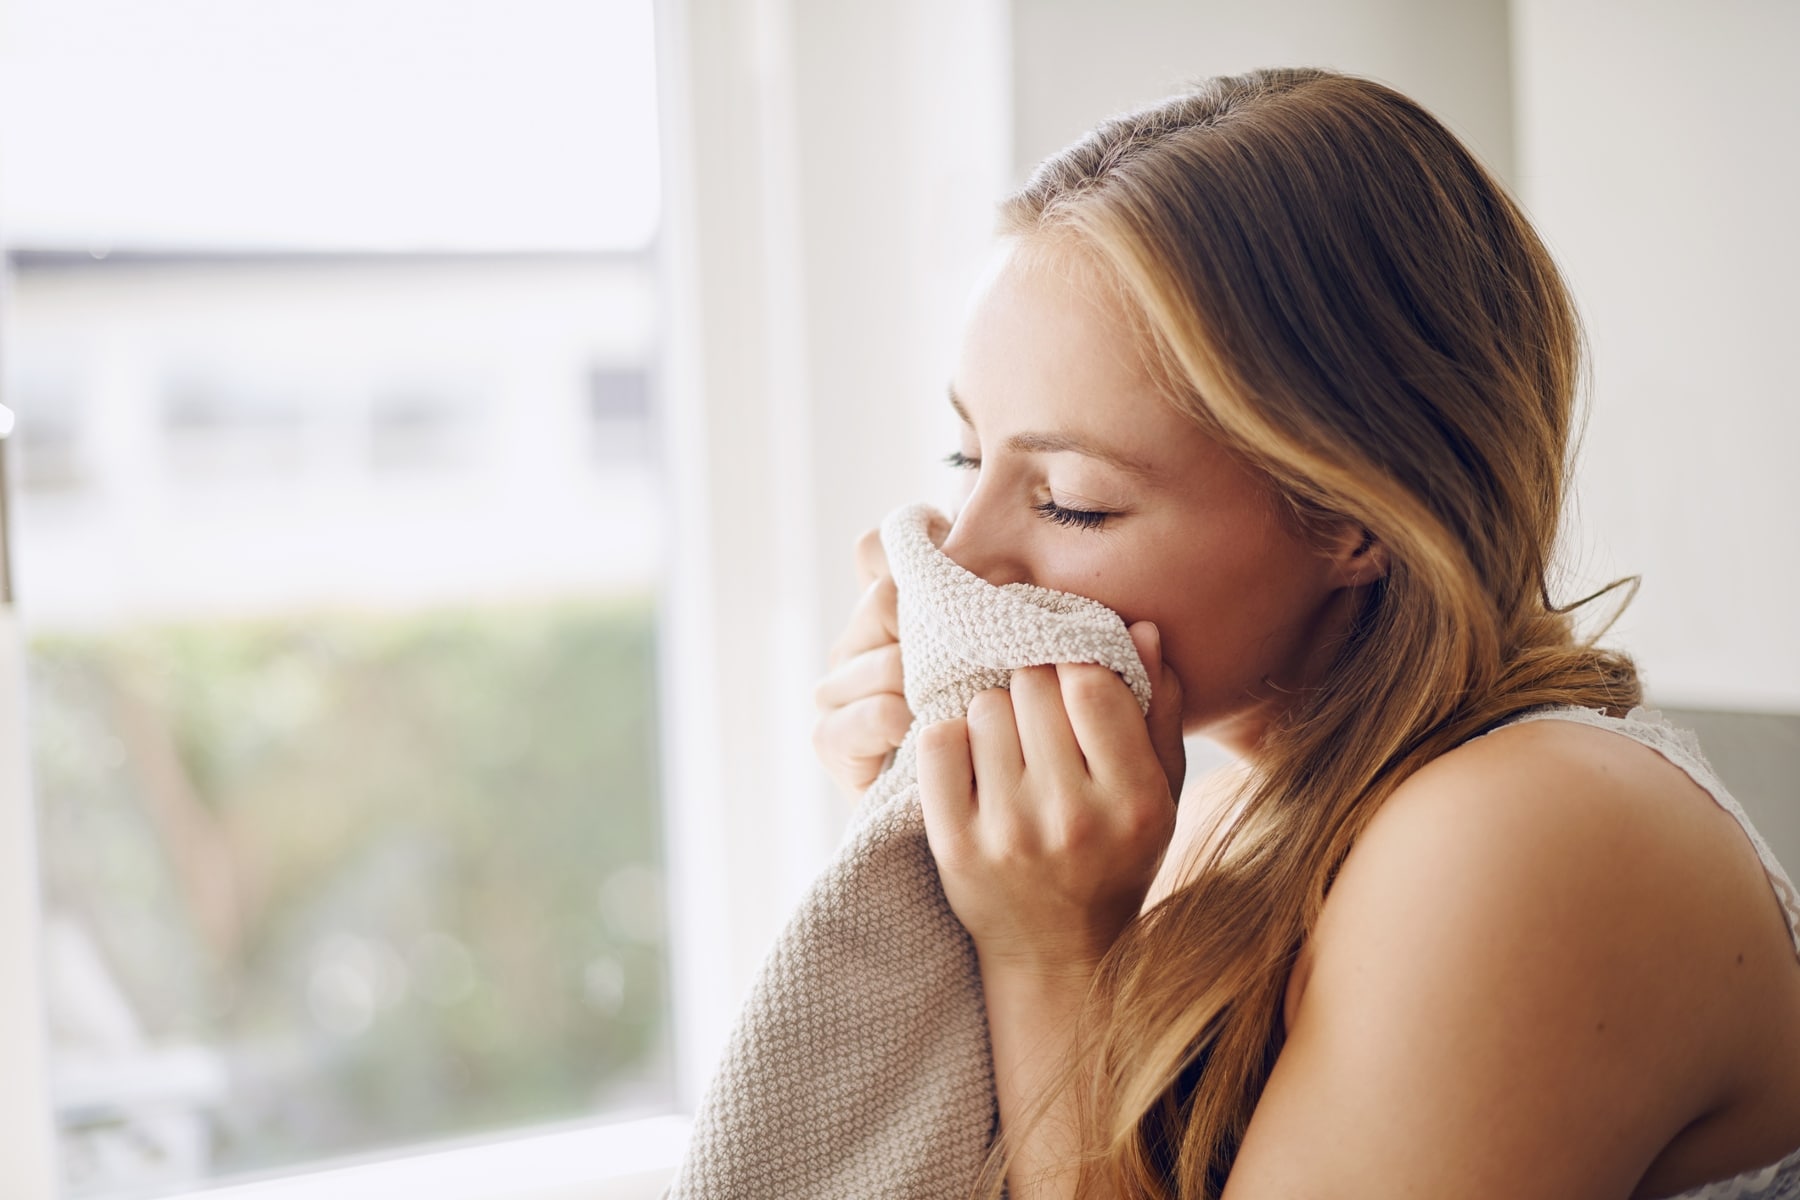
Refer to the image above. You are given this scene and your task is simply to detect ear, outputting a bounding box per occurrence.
[1323,523,1391,589]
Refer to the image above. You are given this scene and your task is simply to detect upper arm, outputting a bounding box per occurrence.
[1223,721,1749,1200]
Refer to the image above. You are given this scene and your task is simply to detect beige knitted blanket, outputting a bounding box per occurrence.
[668,502,1152,1198]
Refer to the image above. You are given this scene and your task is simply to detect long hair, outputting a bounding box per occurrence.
[980,68,1640,1197]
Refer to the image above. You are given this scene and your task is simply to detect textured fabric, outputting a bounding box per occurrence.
[668,502,1150,1199]
[1497,706,1800,1200]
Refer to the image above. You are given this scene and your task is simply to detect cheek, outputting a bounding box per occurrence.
[1080,520,1326,676]
[1025,507,1326,658]
[1030,535,1147,609]
[1032,538,1192,645]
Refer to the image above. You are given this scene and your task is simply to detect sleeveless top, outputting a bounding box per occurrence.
[1494,706,1800,1200]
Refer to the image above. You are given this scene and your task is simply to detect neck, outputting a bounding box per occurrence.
[1193,580,1371,760]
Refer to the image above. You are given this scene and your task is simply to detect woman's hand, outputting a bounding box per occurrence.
[812,527,915,798]
[918,622,1186,974]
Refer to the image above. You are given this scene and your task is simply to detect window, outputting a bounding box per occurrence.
[0,2,674,1196]
[586,367,654,462]
[5,357,86,494]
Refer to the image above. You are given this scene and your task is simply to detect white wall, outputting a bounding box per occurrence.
[1512,0,1800,711]
[786,0,1015,740]
[1011,0,1516,187]
[653,0,1010,1108]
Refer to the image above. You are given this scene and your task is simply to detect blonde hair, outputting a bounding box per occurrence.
[983,68,1639,1196]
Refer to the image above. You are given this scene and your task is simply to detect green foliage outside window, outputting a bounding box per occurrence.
[29,598,671,1181]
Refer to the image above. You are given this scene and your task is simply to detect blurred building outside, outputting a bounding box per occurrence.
[9,249,658,626]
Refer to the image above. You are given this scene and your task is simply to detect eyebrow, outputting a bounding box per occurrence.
[948,384,1156,478]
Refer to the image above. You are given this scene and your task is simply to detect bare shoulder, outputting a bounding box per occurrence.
[1353,712,1735,881]
[1227,715,1800,1199]
[1331,715,1787,967]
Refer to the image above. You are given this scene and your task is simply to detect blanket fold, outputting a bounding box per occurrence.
[668,502,1150,1199]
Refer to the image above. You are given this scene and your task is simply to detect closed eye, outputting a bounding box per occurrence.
[945,449,1112,529]
[1034,500,1111,530]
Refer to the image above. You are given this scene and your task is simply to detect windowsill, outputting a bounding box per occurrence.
[164,1115,688,1200]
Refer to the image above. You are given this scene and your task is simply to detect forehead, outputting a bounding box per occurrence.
[953,237,1189,451]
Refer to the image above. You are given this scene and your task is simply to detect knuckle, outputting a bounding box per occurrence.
[1047,809,1098,856]
[918,718,965,756]
[1063,665,1118,704]
[875,693,914,739]
[966,688,1011,726]
[983,834,1023,870]
[876,641,904,677]
[870,573,898,611]
[1121,798,1171,844]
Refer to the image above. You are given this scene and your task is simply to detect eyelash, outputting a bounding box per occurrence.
[941,450,1113,531]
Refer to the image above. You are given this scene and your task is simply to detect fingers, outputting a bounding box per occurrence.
[1008,665,1087,780]
[1056,662,1158,790]
[828,575,900,668]
[918,717,975,860]
[814,642,903,712]
[1127,621,1187,802]
[852,527,889,588]
[812,526,907,798]
[815,530,905,796]
[811,692,913,791]
[965,687,1024,796]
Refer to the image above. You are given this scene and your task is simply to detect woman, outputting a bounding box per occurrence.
[811,69,1800,1199]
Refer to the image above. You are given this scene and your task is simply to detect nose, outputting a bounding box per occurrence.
[938,493,1032,587]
